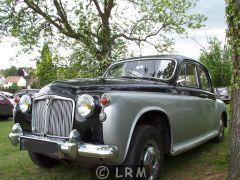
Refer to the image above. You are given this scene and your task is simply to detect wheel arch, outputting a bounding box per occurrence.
[124,107,172,160]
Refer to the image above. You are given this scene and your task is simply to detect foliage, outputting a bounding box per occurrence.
[36,44,57,86]
[10,83,19,92]
[199,37,232,87]
[0,0,206,77]
[225,0,240,178]
[0,85,20,94]
[30,80,42,89]
[1,66,18,77]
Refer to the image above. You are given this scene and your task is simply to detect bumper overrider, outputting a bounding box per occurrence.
[8,123,118,159]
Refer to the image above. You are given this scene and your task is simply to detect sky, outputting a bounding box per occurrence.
[0,0,227,70]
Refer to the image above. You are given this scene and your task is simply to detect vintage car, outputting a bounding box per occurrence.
[0,93,13,118]
[1,89,39,106]
[10,89,40,106]
[214,87,230,104]
[9,55,227,179]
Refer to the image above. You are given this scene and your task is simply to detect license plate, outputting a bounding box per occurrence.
[20,138,59,156]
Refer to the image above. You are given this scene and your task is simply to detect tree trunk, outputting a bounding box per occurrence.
[226,0,240,179]
[228,85,240,178]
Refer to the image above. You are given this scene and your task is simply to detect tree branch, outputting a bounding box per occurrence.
[23,1,67,35]
[23,0,83,40]
[92,0,104,19]
[53,0,74,33]
[112,24,166,42]
[105,0,114,19]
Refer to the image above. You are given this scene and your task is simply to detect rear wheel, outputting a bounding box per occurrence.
[213,117,225,142]
[28,151,60,168]
[123,125,164,179]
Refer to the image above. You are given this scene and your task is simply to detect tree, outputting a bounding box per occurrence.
[2,66,18,77]
[31,80,41,89]
[199,37,232,87]
[36,44,57,86]
[0,0,206,76]
[226,0,240,178]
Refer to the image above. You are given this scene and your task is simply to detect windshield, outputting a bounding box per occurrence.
[104,59,176,81]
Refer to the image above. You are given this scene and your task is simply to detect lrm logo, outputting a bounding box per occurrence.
[91,165,149,180]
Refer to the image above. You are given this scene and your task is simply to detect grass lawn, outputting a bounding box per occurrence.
[0,119,229,180]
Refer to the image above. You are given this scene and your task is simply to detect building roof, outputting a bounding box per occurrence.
[5,76,23,83]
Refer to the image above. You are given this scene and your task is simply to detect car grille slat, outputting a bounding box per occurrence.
[32,100,48,133]
[32,96,74,137]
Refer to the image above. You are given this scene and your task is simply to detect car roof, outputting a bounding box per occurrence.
[0,91,13,96]
[117,55,196,63]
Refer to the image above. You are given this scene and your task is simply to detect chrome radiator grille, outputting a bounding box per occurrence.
[32,96,74,137]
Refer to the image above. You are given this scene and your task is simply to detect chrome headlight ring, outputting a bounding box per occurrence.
[77,94,95,118]
[19,95,32,113]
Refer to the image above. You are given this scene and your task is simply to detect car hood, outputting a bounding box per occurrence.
[37,78,172,97]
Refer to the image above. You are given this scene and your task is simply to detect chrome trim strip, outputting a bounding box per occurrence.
[171,130,219,156]
[32,95,75,138]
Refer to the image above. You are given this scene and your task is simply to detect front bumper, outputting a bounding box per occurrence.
[9,123,118,159]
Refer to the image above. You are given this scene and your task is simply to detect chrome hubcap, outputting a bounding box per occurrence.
[142,142,160,179]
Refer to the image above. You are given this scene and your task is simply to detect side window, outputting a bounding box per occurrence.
[177,62,199,88]
[198,66,211,91]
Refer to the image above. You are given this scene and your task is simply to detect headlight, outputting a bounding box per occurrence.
[77,94,95,118]
[19,95,31,113]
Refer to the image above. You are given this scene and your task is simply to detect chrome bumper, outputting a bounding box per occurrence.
[9,123,118,159]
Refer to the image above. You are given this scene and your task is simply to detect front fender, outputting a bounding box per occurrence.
[101,91,173,165]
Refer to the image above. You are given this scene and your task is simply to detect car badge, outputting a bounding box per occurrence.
[46,99,51,106]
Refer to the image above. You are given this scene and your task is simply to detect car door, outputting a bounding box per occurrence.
[197,64,216,132]
[174,61,207,144]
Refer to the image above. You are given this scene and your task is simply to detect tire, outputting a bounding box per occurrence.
[123,125,164,179]
[213,117,225,143]
[28,151,60,168]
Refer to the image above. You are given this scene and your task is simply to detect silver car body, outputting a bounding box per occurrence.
[102,92,226,164]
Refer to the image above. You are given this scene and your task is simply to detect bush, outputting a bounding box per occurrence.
[0,84,21,94]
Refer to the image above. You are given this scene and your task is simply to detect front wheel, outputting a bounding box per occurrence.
[28,151,60,168]
[123,125,164,179]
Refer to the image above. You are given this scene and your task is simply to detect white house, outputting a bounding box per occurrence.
[4,76,27,88]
